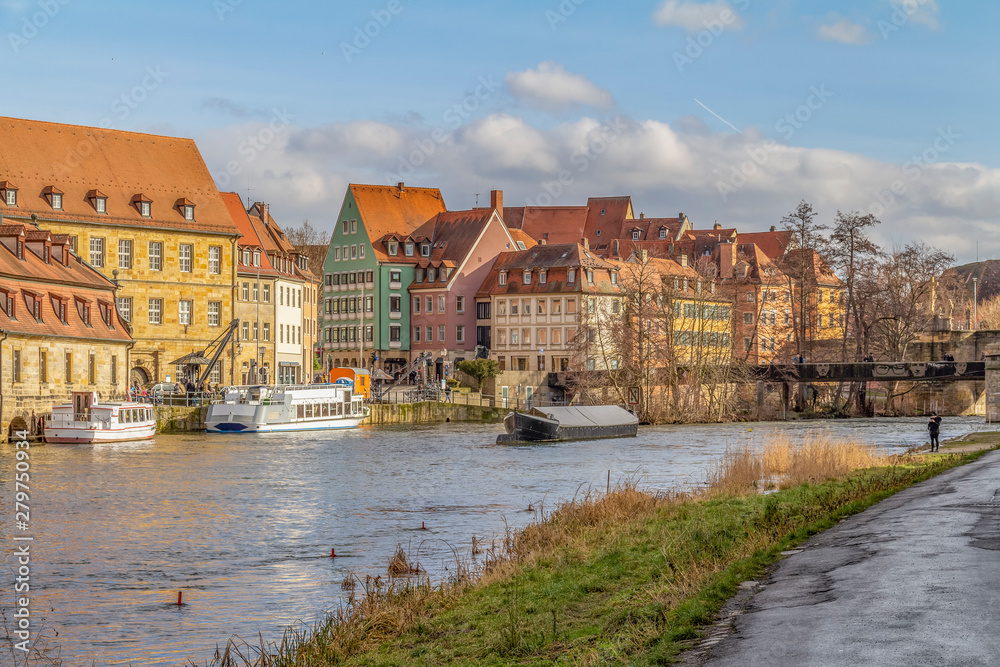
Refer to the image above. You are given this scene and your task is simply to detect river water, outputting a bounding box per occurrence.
[1,416,996,665]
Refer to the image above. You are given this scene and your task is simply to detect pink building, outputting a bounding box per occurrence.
[408,191,522,379]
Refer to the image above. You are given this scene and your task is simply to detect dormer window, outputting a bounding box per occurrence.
[41,186,64,210]
[567,268,576,283]
[87,189,108,213]
[253,251,260,267]
[132,194,152,217]
[1,181,18,207]
[632,230,641,241]
[611,271,618,285]
[405,243,414,256]
[523,269,532,285]
[498,270,507,286]
[428,267,436,282]
[421,243,431,257]
[659,227,667,239]
[539,270,547,284]
[176,198,196,221]
[0,289,14,319]
[387,241,398,256]
[185,205,194,220]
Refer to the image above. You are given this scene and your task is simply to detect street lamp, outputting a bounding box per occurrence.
[973,277,979,330]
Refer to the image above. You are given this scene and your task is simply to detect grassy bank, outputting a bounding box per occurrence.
[208,434,997,667]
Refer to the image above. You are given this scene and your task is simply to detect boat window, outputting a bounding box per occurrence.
[123,410,130,423]
[322,403,330,417]
[297,405,305,419]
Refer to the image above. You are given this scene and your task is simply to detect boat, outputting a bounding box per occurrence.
[204,383,369,433]
[497,405,639,443]
[44,391,156,444]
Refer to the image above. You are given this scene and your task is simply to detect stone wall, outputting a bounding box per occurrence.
[367,401,504,425]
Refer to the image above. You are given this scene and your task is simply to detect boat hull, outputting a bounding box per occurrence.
[204,384,369,434]
[498,405,638,444]
[44,424,156,444]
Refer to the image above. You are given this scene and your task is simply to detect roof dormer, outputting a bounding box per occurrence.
[175,198,196,221]
[41,186,64,210]
[0,180,18,207]
[131,193,152,218]
[87,189,108,214]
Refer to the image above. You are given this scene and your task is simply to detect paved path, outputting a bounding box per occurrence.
[703,450,1000,667]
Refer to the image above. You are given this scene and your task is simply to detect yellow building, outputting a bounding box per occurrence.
[0,117,239,385]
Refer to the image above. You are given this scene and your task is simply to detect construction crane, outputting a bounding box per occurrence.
[196,319,240,387]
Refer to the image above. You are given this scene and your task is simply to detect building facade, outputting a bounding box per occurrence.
[0,223,133,441]
[0,117,239,386]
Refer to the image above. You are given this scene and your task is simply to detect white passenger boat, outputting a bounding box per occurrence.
[204,383,369,433]
[44,391,156,444]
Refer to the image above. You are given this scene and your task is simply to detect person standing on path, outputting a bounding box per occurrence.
[928,412,941,452]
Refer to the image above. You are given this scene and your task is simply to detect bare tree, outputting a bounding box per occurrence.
[284,219,330,248]
[779,201,828,359]
[827,210,881,362]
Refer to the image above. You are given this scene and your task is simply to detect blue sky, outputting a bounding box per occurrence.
[3,0,996,263]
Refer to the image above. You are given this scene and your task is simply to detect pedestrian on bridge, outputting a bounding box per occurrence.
[928,413,941,452]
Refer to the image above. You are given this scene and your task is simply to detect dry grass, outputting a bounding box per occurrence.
[386,545,423,577]
[708,432,890,494]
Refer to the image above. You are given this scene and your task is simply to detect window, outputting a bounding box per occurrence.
[179,300,192,325]
[523,269,532,284]
[148,299,162,324]
[405,243,414,256]
[457,325,465,343]
[612,299,620,314]
[497,300,506,316]
[117,297,132,322]
[90,237,104,267]
[425,296,433,312]
[334,246,341,261]
[365,325,374,342]
[140,201,151,217]
[659,228,667,239]
[209,246,221,274]
[553,299,561,315]
[414,326,421,342]
[207,301,220,326]
[784,311,791,325]
[5,189,16,206]
[567,268,576,283]
[539,270,547,285]
[253,322,259,341]
[587,358,596,371]
[413,296,421,313]
[263,283,270,303]
[39,350,48,383]
[632,230,640,240]
[389,295,401,313]
[523,300,531,315]
[588,297,596,314]
[88,354,96,384]
[426,325,433,341]
[511,329,519,345]
[390,269,401,284]
[12,349,20,383]
[817,314,823,328]
[818,289,824,303]
[359,245,365,259]
[242,322,249,340]
[351,245,357,260]
[746,292,755,302]
[611,272,618,285]
[149,242,162,271]
[421,243,431,257]
[365,295,373,312]
[587,270,595,284]
[566,299,576,314]
[438,295,445,313]
[388,241,398,256]
[263,322,270,341]
[498,271,507,286]
[389,324,401,342]
[253,282,259,302]
[511,301,518,315]
[456,296,465,313]
[179,244,192,272]
[744,312,754,324]
[537,299,546,315]
[51,193,62,209]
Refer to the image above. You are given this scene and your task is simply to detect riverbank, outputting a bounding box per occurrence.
[208,431,1000,666]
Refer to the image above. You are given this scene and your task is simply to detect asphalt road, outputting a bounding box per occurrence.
[703,450,1000,667]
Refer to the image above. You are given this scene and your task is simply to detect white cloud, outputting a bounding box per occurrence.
[505,62,614,111]
[198,114,996,265]
[890,0,940,29]
[652,0,744,32]
[816,13,874,45]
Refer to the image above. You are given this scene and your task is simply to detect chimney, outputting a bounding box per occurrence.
[397,182,405,192]
[720,242,736,279]
[582,237,589,251]
[640,249,649,263]
[680,254,688,268]
[260,203,269,226]
[639,212,644,219]
[490,189,503,211]
[713,221,721,230]
[770,225,776,232]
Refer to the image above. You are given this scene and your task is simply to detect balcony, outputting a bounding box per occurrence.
[389,311,401,320]
[389,340,402,349]
[365,280,375,290]
[389,280,401,290]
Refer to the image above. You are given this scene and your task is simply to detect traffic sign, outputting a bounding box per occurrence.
[627,387,640,406]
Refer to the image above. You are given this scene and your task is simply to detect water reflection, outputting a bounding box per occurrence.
[1,417,995,665]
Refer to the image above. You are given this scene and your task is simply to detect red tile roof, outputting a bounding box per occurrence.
[0,222,131,341]
[735,230,793,260]
[350,183,446,261]
[0,116,238,237]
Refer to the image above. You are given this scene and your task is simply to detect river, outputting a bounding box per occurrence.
[1,417,996,665]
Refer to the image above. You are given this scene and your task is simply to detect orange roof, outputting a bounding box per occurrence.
[736,230,793,260]
[350,183,446,259]
[583,196,634,243]
[0,116,238,237]
[219,192,280,277]
[503,205,590,245]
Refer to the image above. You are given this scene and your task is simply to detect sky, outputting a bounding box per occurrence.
[3,0,998,264]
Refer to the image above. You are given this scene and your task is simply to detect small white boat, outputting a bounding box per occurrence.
[45,391,156,444]
[204,383,369,433]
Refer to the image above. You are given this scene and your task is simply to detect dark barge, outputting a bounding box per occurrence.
[497,405,639,444]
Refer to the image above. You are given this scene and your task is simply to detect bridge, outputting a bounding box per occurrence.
[751,361,985,383]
